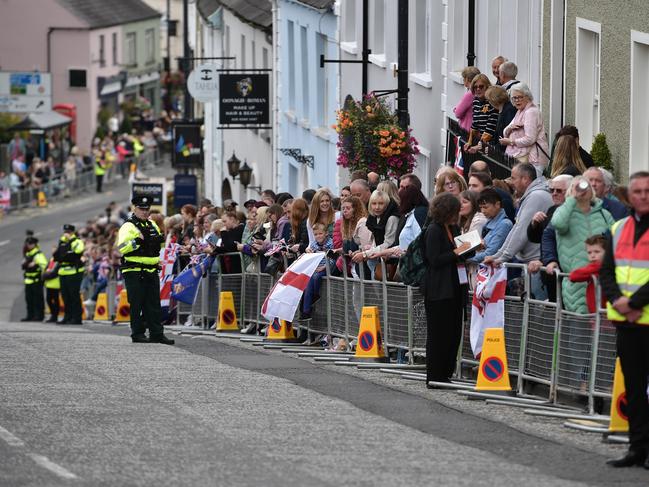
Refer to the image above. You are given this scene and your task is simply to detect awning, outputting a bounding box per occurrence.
[100,81,122,96]
[125,71,160,88]
[10,111,72,131]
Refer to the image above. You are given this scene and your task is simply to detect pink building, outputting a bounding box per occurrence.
[0,0,160,150]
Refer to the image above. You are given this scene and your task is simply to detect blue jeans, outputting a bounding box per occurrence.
[302,270,326,314]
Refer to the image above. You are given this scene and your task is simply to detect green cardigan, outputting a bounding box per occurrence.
[551,197,614,313]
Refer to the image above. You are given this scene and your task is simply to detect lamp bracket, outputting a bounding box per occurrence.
[279,148,314,169]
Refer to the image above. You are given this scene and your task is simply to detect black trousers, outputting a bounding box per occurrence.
[46,287,59,319]
[96,174,103,193]
[425,295,464,382]
[25,282,44,320]
[124,271,163,339]
[60,273,83,323]
[617,326,649,451]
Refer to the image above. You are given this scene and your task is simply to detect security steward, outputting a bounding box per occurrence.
[21,237,47,322]
[600,170,649,468]
[53,224,85,325]
[42,252,61,323]
[117,195,174,345]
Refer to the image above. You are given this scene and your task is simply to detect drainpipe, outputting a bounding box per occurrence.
[47,27,88,72]
[466,0,476,66]
[272,0,281,192]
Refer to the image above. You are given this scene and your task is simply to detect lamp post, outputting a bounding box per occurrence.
[226,151,241,179]
[238,160,253,188]
[226,152,261,193]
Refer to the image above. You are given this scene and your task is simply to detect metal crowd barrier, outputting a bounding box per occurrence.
[173,253,618,411]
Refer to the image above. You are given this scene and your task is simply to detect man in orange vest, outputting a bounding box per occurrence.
[600,170,649,468]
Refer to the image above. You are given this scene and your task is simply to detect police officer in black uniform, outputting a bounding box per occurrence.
[53,224,85,324]
[117,195,174,344]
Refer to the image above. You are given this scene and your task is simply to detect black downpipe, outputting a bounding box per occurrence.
[467,0,476,66]
[183,0,193,120]
[361,0,369,96]
[397,0,409,130]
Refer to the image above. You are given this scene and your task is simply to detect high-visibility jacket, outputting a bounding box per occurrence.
[44,258,60,289]
[133,139,144,157]
[607,216,649,325]
[54,234,85,276]
[117,216,163,273]
[23,246,47,285]
[94,156,106,176]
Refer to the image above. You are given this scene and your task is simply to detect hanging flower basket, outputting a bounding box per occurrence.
[333,94,419,178]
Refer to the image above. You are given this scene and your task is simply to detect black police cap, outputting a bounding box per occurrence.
[25,236,38,245]
[132,195,152,209]
[63,224,75,233]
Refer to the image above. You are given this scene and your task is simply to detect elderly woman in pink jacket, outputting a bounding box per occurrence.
[499,83,550,174]
[453,66,481,132]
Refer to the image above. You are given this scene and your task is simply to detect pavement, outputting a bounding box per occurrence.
[0,321,647,486]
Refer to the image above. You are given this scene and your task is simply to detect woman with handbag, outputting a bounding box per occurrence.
[499,83,550,175]
[422,193,473,386]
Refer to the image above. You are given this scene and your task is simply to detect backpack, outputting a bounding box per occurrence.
[398,224,427,287]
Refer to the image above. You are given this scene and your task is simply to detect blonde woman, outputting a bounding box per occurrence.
[434,167,468,197]
[377,180,400,206]
[550,135,588,177]
[307,188,335,244]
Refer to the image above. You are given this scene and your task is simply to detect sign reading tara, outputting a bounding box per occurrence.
[219,73,269,125]
[0,71,52,113]
[187,63,219,103]
[172,121,203,168]
[131,179,167,213]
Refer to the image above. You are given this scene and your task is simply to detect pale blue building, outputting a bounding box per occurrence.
[277,0,339,195]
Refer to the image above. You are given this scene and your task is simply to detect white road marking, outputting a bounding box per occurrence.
[27,453,79,480]
[0,425,80,480]
[0,240,10,247]
[0,425,24,446]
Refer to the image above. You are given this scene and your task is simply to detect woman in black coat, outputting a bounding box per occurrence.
[421,193,473,385]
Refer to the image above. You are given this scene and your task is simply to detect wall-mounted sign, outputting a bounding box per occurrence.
[174,174,197,208]
[187,63,219,102]
[0,71,52,113]
[172,121,203,168]
[131,178,167,213]
[219,73,269,126]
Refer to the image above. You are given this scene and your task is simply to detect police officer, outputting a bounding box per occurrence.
[53,224,85,325]
[94,149,106,193]
[601,170,649,468]
[42,251,61,323]
[21,237,47,322]
[117,195,174,344]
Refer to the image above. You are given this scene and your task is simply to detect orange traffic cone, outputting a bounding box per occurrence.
[115,289,130,322]
[608,358,629,433]
[475,328,512,392]
[93,293,109,321]
[216,291,238,332]
[264,318,299,343]
[349,306,389,363]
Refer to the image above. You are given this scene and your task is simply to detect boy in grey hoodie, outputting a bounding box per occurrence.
[484,162,553,297]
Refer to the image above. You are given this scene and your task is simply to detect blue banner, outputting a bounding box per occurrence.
[171,254,214,304]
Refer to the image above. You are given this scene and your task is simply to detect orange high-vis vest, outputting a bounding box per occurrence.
[606,216,649,325]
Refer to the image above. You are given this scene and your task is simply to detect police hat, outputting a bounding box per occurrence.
[63,224,75,233]
[131,195,152,209]
[243,199,257,209]
[25,236,38,245]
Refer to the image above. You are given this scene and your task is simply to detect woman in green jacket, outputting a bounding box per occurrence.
[551,176,614,314]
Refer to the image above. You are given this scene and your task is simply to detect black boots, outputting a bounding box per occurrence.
[606,449,647,468]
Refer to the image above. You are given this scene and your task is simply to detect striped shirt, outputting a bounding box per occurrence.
[471,97,498,140]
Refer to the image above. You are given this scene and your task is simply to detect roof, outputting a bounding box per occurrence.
[220,0,272,29]
[11,112,72,131]
[55,0,161,29]
[295,0,335,9]
[197,0,221,20]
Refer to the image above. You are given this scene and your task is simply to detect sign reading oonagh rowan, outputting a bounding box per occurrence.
[219,74,269,125]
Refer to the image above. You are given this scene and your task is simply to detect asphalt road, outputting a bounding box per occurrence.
[0,167,647,486]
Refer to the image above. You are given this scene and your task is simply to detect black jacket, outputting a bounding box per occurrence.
[214,223,245,273]
[292,219,309,253]
[421,222,472,301]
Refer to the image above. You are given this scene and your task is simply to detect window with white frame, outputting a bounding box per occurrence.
[343,0,356,43]
[112,32,118,66]
[630,30,649,174]
[372,0,384,56]
[125,32,137,67]
[316,33,326,127]
[145,28,155,65]
[99,34,105,67]
[300,26,309,120]
[448,0,466,74]
[287,20,295,111]
[412,0,432,87]
[575,18,601,151]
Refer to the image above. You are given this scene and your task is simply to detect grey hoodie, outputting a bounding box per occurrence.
[492,176,553,263]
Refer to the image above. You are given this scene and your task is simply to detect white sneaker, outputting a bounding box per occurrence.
[183,316,194,327]
[240,322,257,334]
[83,299,96,305]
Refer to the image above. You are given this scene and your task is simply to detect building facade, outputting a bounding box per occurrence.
[276,0,338,195]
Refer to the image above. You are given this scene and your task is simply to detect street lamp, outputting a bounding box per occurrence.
[227,151,241,179]
[238,160,253,188]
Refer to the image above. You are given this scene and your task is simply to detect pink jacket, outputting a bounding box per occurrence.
[503,102,549,166]
[454,90,474,132]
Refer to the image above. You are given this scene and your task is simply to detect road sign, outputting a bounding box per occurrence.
[358,330,374,352]
[271,318,282,333]
[0,71,52,113]
[187,63,219,102]
[616,392,628,421]
[481,356,504,382]
[173,174,197,208]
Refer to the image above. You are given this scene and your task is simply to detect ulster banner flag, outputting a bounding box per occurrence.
[470,264,507,357]
[261,252,324,322]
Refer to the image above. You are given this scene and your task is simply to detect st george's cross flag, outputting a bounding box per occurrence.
[453,135,464,176]
[261,252,325,322]
[159,242,179,307]
[470,264,507,357]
